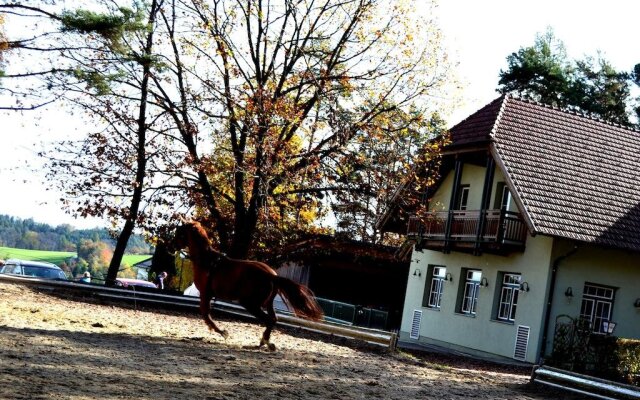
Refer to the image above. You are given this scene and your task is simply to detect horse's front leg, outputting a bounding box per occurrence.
[200,293,228,340]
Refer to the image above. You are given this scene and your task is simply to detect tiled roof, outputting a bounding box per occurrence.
[448,96,504,146]
[452,95,640,252]
[271,234,406,265]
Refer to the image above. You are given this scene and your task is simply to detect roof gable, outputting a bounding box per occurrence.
[447,96,504,147]
[487,96,640,252]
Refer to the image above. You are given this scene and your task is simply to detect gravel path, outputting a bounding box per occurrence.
[0,281,579,399]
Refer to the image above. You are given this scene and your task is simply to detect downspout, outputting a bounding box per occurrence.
[539,243,579,362]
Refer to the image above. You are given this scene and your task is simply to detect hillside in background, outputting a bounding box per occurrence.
[0,247,75,265]
[0,215,153,280]
[0,214,151,254]
[0,247,150,267]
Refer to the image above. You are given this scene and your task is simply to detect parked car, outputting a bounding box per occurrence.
[0,259,68,280]
[115,278,157,289]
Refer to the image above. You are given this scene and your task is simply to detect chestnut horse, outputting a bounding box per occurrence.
[173,221,323,351]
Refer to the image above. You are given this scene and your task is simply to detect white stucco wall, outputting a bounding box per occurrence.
[430,164,484,211]
[546,240,640,348]
[401,161,556,363]
[402,159,640,363]
[401,234,554,363]
[430,165,514,212]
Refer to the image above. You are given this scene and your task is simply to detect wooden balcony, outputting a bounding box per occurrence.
[407,210,527,255]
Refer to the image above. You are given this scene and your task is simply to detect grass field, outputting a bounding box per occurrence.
[0,247,75,265]
[0,247,151,266]
[121,254,152,266]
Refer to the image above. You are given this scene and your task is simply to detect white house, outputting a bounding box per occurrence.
[380,95,640,364]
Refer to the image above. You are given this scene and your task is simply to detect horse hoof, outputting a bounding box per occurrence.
[220,330,229,340]
[258,340,276,352]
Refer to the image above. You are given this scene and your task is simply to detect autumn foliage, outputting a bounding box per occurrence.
[1,0,457,262]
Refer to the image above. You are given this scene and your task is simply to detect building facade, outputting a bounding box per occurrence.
[384,95,640,364]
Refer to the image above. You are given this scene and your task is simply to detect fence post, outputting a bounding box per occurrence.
[388,331,398,352]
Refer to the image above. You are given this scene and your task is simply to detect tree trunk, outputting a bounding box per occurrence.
[230,186,270,258]
[105,0,158,286]
[229,221,253,259]
[149,241,176,283]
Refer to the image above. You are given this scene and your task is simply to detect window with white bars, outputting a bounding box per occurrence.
[500,185,511,211]
[497,273,521,322]
[456,185,470,211]
[580,283,615,333]
[460,269,481,315]
[494,182,511,211]
[423,266,447,309]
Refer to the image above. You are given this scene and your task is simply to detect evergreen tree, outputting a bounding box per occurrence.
[498,29,572,107]
[572,57,632,126]
[498,29,637,126]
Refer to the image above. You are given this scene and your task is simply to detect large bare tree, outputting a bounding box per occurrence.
[1,1,170,283]
[2,0,455,269]
[150,0,454,256]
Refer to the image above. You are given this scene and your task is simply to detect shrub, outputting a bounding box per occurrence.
[616,338,640,385]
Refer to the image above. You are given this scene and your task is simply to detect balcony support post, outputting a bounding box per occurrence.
[444,157,464,253]
[474,155,495,255]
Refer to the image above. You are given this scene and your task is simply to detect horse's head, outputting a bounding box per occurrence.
[170,219,211,253]
[170,223,191,252]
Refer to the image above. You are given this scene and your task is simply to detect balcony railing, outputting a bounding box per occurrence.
[407,210,527,254]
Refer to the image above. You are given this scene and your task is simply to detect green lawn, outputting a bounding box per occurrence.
[0,247,75,265]
[122,254,152,266]
[0,247,152,267]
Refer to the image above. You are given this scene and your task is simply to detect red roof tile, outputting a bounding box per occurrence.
[451,95,640,252]
[448,96,503,146]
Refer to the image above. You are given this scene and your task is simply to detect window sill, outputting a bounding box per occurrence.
[453,312,476,318]
[421,306,441,312]
[490,318,515,325]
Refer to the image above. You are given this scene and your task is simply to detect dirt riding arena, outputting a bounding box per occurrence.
[0,281,579,399]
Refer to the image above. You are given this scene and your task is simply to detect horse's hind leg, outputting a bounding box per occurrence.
[200,293,228,340]
[261,301,278,351]
[243,302,277,351]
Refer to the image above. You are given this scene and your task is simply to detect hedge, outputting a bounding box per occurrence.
[616,338,640,385]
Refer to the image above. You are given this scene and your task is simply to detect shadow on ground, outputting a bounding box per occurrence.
[0,325,579,400]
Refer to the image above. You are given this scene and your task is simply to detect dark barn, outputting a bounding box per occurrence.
[272,236,409,330]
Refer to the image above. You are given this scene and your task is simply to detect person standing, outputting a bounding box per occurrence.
[156,271,168,290]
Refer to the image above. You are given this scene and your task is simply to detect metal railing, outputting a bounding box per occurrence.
[532,365,640,400]
[0,274,397,349]
[408,209,527,246]
[316,298,389,330]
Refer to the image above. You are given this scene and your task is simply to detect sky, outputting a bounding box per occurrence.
[1,0,639,229]
[437,0,640,123]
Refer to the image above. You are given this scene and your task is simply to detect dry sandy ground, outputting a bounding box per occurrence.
[0,281,580,400]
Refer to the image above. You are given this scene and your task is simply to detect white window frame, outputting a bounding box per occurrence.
[426,266,446,309]
[461,270,481,315]
[497,273,521,322]
[499,184,511,211]
[457,186,470,211]
[580,283,615,333]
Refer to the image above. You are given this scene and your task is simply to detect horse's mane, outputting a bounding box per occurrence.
[188,221,225,258]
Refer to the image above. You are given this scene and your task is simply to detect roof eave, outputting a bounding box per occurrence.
[490,144,538,237]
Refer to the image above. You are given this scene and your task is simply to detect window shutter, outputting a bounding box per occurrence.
[410,310,422,339]
[513,325,530,361]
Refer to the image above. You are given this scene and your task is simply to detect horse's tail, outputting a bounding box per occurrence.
[274,276,323,321]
